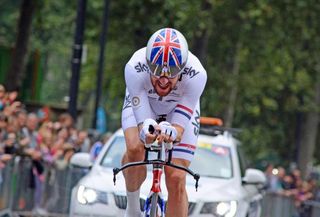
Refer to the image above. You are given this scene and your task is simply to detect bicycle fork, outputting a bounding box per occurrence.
[144,164,166,217]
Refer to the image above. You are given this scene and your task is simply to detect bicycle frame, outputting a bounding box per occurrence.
[144,143,167,216]
[113,143,199,217]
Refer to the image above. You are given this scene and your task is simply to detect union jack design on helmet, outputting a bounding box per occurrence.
[146,28,188,78]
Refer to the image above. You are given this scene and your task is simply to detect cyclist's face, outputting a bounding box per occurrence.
[150,75,179,96]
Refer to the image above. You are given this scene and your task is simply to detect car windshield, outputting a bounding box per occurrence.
[100,136,164,168]
[189,142,233,179]
[100,136,126,168]
[100,136,233,179]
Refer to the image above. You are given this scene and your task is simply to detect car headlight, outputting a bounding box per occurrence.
[200,201,237,217]
[77,185,108,205]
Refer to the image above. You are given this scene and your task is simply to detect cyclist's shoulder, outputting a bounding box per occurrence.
[181,51,207,81]
[127,47,147,65]
[126,47,150,73]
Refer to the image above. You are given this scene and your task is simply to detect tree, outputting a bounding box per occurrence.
[298,78,320,177]
[5,0,37,91]
[1,0,319,171]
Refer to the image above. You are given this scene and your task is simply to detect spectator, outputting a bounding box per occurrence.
[58,113,74,129]
[277,166,286,189]
[296,181,313,205]
[0,90,117,213]
[265,163,283,192]
[0,112,12,188]
[90,132,112,161]
[16,109,27,130]
[37,122,54,164]
[74,130,90,153]
[0,85,6,111]
[0,113,7,141]
[51,127,69,157]
[281,174,296,197]
[3,132,18,155]
[3,116,20,156]
[265,163,274,189]
[291,168,303,189]
[30,146,46,214]
[6,89,18,105]
[58,113,77,142]
[307,177,319,201]
[0,153,12,168]
[21,113,39,149]
[314,183,320,201]
[6,115,20,134]
[2,92,21,117]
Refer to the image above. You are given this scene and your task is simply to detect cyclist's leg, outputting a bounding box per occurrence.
[122,127,146,190]
[165,102,200,217]
[121,91,146,217]
[165,158,190,217]
[122,127,145,217]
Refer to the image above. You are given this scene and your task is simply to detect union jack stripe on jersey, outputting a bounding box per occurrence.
[174,104,193,120]
[173,143,196,155]
[150,28,182,67]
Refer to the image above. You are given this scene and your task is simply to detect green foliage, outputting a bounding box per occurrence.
[1,0,319,165]
[0,0,20,44]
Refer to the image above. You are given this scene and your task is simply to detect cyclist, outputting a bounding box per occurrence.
[121,27,207,217]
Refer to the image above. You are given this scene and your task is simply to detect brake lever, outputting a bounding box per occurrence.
[113,168,120,185]
[194,173,200,192]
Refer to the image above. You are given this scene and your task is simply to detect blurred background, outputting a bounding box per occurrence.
[0,0,319,215]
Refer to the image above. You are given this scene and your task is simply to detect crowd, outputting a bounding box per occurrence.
[0,84,111,214]
[265,163,320,216]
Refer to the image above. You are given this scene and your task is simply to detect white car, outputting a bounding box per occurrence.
[69,128,266,217]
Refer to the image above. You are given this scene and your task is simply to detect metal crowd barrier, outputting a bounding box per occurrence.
[261,192,297,217]
[1,157,320,217]
[302,200,320,217]
[0,155,86,217]
[261,191,320,217]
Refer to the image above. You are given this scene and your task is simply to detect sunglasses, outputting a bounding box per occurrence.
[147,61,185,78]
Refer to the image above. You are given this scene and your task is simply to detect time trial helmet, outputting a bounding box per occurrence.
[146,28,188,78]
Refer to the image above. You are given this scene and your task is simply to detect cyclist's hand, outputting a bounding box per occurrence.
[157,121,177,147]
[140,118,158,147]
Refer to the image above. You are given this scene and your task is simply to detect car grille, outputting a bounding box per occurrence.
[188,202,196,215]
[97,192,108,204]
[113,194,145,211]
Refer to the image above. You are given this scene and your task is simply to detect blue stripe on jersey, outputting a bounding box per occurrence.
[174,109,191,120]
[173,148,195,155]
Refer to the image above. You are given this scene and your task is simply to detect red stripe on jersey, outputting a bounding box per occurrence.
[176,104,193,114]
[176,143,196,150]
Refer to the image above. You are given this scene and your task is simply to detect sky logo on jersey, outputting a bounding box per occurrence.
[182,66,200,78]
[192,110,200,136]
[150,29,182,67]
[135,62,150,73]
[174,104,193,120]
[122,94,131,110]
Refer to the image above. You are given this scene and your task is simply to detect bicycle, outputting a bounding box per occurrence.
[113,127,200,217]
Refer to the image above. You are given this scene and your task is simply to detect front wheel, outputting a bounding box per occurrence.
[144,193,165,217]
[150,193,159,217]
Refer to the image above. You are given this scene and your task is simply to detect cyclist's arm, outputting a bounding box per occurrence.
[125,63,153,126]
[171,65,207,133]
